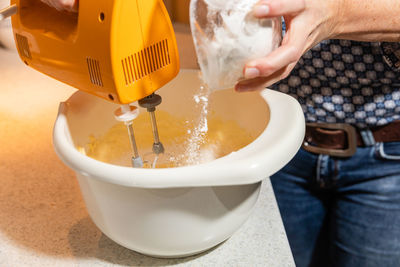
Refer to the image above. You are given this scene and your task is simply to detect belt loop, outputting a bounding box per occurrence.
[360,129,376,146]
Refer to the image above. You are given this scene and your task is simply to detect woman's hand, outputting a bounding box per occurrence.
[235,0,340,92]
[236,0,400,92]
[41,0,78,12]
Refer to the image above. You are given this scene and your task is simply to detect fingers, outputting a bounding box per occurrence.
[56,0,78,12]
[235,76,272,92]
[235,64,295,92]
[62,0,78,12]
[253,0,306,18]
[244,23,307,77]
[244,43,299,79]
[241,14,311,83]
[41,0,78,12]
[237,40,303,92]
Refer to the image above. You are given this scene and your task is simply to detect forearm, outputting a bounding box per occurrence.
[236,0,400,91]
[332,0,400,42]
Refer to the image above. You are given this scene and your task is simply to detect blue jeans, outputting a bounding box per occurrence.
[270,142,400,267]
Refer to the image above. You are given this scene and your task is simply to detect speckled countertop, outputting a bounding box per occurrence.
[0,23,294,267]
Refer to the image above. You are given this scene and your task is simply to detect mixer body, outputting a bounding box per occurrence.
[10,0,180,104]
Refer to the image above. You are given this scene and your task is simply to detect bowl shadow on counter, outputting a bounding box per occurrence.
[68,217,219,266]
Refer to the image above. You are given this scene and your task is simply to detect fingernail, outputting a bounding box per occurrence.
[253,4,270,17]
[235,85,246,92]
[244,67,260,79]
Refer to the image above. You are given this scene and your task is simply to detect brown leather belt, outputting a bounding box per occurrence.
[302,120,400,157]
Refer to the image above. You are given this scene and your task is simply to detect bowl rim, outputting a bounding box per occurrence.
[53,73,305,188]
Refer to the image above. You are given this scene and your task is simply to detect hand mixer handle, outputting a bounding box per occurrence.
[10,0,180,104]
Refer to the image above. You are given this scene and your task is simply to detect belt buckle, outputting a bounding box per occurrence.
[302,122,357,157]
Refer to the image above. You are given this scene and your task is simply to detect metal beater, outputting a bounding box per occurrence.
[114,93,165,168]
[139,93,165,155]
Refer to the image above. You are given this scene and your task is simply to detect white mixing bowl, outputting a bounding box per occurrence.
[53,70,304,257]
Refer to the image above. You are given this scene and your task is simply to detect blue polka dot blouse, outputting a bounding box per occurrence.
[270,35,400,128]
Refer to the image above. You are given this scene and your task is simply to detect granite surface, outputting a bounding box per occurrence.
[0,24,294,267]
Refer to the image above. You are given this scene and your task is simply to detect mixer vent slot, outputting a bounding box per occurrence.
[86,58,103,87]
[121,39,171,85]
[15,34,31,59]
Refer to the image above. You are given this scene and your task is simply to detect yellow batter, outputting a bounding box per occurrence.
[83,110,254,168]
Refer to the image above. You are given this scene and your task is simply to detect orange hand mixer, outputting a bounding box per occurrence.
[0,0,180,167]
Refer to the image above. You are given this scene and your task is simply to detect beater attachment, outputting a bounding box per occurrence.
[114,105,143,168]
[138,93,165,155]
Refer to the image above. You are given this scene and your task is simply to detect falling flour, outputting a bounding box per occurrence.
[182,84,212,165]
